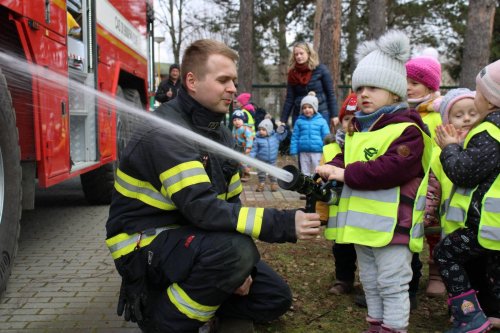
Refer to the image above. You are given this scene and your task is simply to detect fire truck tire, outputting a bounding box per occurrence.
[0,69,22,298]
[80,87,142,205]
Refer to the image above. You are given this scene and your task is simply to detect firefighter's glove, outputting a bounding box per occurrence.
[117,276,148,322]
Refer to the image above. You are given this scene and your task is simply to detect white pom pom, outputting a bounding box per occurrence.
[377,30,410,63]
[355,40,377,63]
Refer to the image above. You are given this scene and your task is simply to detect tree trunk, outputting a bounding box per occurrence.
[278,0,288,105]
[460,0,496,89]
[313,0,323,51]
[238,0,254,93]
[368,0,387,39]
[346,0,359,80]
[318,0,341,108]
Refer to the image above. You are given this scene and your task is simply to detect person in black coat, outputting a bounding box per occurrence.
[280,42,338,128]
[155,63,181,104]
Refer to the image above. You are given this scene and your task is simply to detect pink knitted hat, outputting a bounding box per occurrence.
[406,55,441,91]
[476,59,500,107]
[236,93,251,106]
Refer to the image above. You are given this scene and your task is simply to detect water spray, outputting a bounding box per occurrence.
[0,52,293,183]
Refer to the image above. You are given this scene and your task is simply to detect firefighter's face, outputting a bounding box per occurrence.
[187,54,237,114]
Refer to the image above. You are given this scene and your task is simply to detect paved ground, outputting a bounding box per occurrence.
[0,176,302,332]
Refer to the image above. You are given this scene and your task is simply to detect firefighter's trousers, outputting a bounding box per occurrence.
[128,226,292,332]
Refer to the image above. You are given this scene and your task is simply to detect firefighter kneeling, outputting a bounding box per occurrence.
[105,39,321,333]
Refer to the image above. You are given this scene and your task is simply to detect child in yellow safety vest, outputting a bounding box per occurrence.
[405,48,442,139]
[316,30,433,333]
[422,88,480,298]
[433,60,500,333]
[316,93,358,296]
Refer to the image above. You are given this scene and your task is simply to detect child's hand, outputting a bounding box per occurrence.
[435,124,460,149]
[245,148,251,154]
[315,164,345,182]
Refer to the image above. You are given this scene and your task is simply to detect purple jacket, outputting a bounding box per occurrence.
[330,108,426,245]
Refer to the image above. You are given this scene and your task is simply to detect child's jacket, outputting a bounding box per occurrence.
[329,109,432,251]
[250,127,288,165]
[442,110,500,250]
[290,113,330,155]
[232,125,255,150]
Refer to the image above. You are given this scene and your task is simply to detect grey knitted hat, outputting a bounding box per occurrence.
[258,119,274,133]
[300,92,319,113]
[352,30,411,99]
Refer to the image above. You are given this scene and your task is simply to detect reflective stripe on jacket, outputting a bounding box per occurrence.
[446,122,500,250]
[334,122,432,252]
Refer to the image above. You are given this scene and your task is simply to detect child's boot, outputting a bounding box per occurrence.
[380,324,407,333]
[361,317,382,333]
[255,183,265,192]
[270,182,279,192]
[446,290,492,333]
[426,261,446,297]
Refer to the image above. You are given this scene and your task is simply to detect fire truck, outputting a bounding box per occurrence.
[0,0,155,295]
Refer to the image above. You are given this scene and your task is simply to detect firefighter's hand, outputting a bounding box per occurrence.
[117,277,148,323]
[295,211,321,240]
[234,275,253,296]
[316,164,345,182]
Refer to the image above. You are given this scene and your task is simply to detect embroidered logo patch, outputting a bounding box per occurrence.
[364,147,378,160]
[397,145,411,157]
[461,300,476,314]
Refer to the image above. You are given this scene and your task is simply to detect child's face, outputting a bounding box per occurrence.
[356,86,395,114]
[341,114,354,131]
[407,78,430,99]
[258,127,268,136]
[448,98,479,134]
[474,88,494,119]
[233,118,243,128]
[302,104,315,117]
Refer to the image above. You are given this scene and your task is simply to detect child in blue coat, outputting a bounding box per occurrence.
[290,92,330,177]
[250,118,288,192]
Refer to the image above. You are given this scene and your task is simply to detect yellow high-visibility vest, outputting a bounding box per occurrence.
[422,112,442,139]
[428,148,465,236]
[446,121,500,250]
[333,122,432,252]
[322,142,342,240]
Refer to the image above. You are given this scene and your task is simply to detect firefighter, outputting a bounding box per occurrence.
[106,39,321,332]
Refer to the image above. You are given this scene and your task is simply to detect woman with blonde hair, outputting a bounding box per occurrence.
[280,42,338,127]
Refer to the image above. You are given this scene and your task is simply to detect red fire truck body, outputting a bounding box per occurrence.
[0,0,155,295]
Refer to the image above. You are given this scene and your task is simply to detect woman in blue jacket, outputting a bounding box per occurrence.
[280,42,338,127]
[290,92,331,177]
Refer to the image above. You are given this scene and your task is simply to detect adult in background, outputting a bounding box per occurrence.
[155,63,182,104]
[107,39,321,333]
[280,42,338,128]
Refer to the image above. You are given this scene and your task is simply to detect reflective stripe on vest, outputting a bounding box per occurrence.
[115,168,176,210]
[106,226,178,260]
[160,161,211,198]
[336,122,432,252]
[479,175,500,250]
[167,283,219,322]
[446,121,500,250]
[237,207,264,238]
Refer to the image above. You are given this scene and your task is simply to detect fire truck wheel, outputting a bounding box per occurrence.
[80,163,115,205]
[0,69,22,298]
